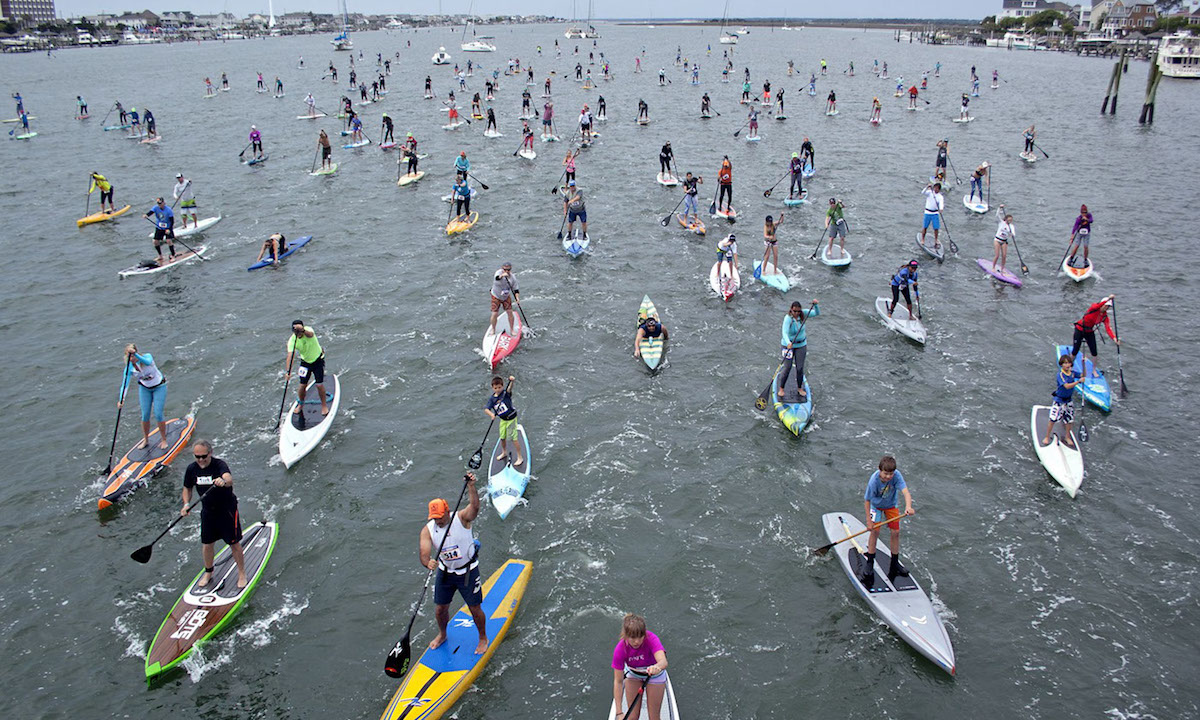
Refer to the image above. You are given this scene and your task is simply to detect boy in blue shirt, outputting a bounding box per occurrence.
[485,376,522,466]
[1042,354,1082,449]
[861,455,915,584]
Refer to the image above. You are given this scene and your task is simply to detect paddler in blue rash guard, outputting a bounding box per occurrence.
[860,454,915,584]
[778,300,819,401]
[144,197,176,265]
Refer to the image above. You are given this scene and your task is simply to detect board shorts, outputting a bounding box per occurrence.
[180,199,196,209]
[683,194,698,215]
[153,226,175,242]
[200,502,242,545]
[298,355,325,386]
[138,381,167,423]
[490,294,512,311]
[322,145,331,159]
[936,157,947,169]
[542,117,551,126]
[568,209,586,223]
[1049,400,1075,424]
[922,212,940,230]
[870,505,902,531]
[1076,228,1089,248]
[434,562,482,606]
[625,668,668,685]
[829,218,846,238]
[498,415,518,440]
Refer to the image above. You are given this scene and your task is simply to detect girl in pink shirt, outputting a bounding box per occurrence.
[611,614,669,718]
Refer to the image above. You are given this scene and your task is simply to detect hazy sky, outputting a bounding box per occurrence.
[58,1,997,21]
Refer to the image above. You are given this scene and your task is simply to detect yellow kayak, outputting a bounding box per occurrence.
[445,211,479,236]
[380,559,532,720]
[77,205,131,227]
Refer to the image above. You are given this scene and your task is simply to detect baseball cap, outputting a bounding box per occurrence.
[568,179,576,186]
[427,498,449,519]
[909,260,919,267]
[175,173,183,179]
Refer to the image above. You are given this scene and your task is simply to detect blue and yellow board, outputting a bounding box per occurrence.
[1055,344,1111,412]
[772,369,813,437]
[380,559,533,720]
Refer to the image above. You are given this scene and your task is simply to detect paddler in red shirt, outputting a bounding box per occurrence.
[1071,294,1120,378]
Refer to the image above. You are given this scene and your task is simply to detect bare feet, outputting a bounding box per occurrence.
[320,405,330,416]
[429,633,447,650]
[513,455,524,466]
[237,573,249,589]
[197,571,212,587]
[495,452,508,461]
[474,638,488,654]
[158,440,169,449]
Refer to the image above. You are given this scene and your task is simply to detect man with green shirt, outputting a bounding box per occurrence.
[285,320,330,416]
[824,197,849,258]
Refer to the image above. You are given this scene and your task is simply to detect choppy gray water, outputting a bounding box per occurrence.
[1,23,1198,720]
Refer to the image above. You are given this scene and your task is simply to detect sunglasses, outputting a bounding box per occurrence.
[194,453,209,459]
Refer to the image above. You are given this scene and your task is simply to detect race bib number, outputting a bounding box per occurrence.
[439,544,463,563]
[297,366,309,380]
[1078,228,1089,236]
[493,401,510,416]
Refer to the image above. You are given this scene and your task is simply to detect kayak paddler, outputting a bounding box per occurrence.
[144,197,176,265]
[421,472,487,654]
[1071,295,1120,378]
[1042,353,1083,449]
[779,300,819,400]
[249,125,264,159]
[887,260,920,321]
[825,197,848,256]
[1067,204,1094,268]
[285,320,330,417]
[89,171,115,213]
[489,262,520,338]
[119,343,170,450]
[182,440,248,589]
[484,375,523,466]
[634,314,668,360]
[860,455,915,585]
[919,182,944,250]
[173,173,197,229]
[255,233,287,265]
[612,614,670,720]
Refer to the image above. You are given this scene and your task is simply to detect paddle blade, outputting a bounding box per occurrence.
[1078,419,1089,443]
[1119,371,1129,396]
[384,634,412,678]
[659,216,670,227]
[130,544,153,564]
[468,449,483,470]
[762,189,771,198]
[811,541,836,557]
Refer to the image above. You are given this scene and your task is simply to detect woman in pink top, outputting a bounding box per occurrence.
[611,614,668,718]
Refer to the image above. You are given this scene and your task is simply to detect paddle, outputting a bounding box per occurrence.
[915,291,923,320]
[1111,299,1129,397]
[311,146,319,174]
[383,475,472,678]
[732,119,750,137]
[505,277,531,332]
[1059,232,1080,271]
[618,673,653,720]
[807,225,831,260]
[100,102,116,127]
[1005,218,1029,275]
[1032,141,1050,159]
[130,495,204,563]
[468,378,513,469]
[659,193,688,227]
[237,141,253,159]
[753,301,817,411]
[936,211,959,255]
[762,169,790,198]
[101,360,132,478]
[549,167,568,194]
[1075,359,1089,444]
[142,216,207,261]
[708,182,720,216]
[467,172,490,191]
[274,349,296,431]
[511,137,527,157]
[946,154,962,185]
[84,175,92,218]
[811,513,912,556]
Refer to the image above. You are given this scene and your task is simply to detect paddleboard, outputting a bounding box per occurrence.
[1055,344,1111,412]
[118,245,207,278]
[826,110,839,116]
[709,261,740,301]
[870,117,882,125]
[783,190,808,206]
[952,116,975,123]
[297,113,327,119]
[483,129,504,138]
[976,258,1022,287]
[3,116,36,122]
[753,260,790,292]
[676,214,705,235]
[248,235,313,271]
[104,124,131,131]
[144,521,279,679]
[1030,405,1084,497]
[540,134,560,142]
[279,372,341,468]
[76,114,90,119]
[962,194,988,213]
[77,205,131,227]
[518,148,537,160]
[98,416,196,509]
[775,114,787,120]
[821,243,852,267]
[802,164,815,179]
[914,232,944,263]
[147,216,221,239]
[15,132,37,140]
[245,154,269,165]
[636,295,664,371]
[1019,151,1037,163]
[379,142,398,150]
[342,139,372,149]
[1062,256,1094,282]
[398,171,426,186]
[442,121,465,130]
[875,297,926,345]
[637,119,650,125]
[820,513,956,675]
[274,93,286,98]
[310,163,339,176]
[713,206,737,220]
[772,367,812,436]
[606,670,681,720]
[563,229,589,257]
[379,559,533,720]
[446,211,479,236]
[487,425,532,519]
[483,310,522,369]
[140,135,161,144]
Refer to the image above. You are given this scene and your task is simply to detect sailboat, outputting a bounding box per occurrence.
[268,0,280,35]
[564,0,584,38]
[582,0,600,38]
[718,0,738,44]
[460,3,495,52]
[331,0,352,51]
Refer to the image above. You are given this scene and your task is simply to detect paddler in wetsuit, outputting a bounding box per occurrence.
[658,141,674,180]
[421,472,487,654]
[1071,295,1120,379]
[634,314,669,362]
[381,113,394,144]
[826,89,837,114]
[254,233,288,266]
[485,106,497,134]
[887,260,920,320]
[800,137,815,172]
[597,95,606,119]
[860,455,915,585]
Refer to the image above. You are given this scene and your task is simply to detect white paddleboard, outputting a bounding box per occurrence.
[875,297,926,344]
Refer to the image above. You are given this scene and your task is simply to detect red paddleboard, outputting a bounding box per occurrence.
[483,311,523,369]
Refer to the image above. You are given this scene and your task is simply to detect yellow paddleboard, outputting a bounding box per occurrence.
[445,211,479,236]
[77,205,131,227]
[380,559,532,720]
[398,171,426,187]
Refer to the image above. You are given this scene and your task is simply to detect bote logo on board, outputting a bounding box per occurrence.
[169,608,210,640]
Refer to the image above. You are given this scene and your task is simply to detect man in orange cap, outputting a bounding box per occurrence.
[419,472,488,654]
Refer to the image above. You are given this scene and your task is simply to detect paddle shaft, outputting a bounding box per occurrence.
[732,118,750,137]
[619,673,653,720]
[807,224,831,260]
[936,210,958,255]
[660,193,688,226]
[1111,300,1129,396]
[238,141,252,157]
[812,513,912,556]
[100,102,115,126]
[550,167,568,194]
[84,175,91,216]
[103,360,132,475]
[1059,232,1080,269]
[311,146,319,173]
[946,153,962,184]
[467,172,490,190]
[505,277,530,331]
[1033,141,1050,158]
[143,216,207,261]
[1005,219,1029,275]
[130,495,203,563]
[763,168,790,197]
[274,348,295,430]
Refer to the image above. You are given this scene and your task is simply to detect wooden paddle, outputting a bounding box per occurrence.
[754,301,816,411]
[1111,299,1129,397]
[468,379,514,469]
[130,495,203,563]
[811,513,912,556]
[384,475,472,678]
[101,360,132,478]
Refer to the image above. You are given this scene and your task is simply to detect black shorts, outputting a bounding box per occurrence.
[434,564,482,606]
[101,189,114,204]
[1072,327,1097,357]
[153,227,175,241]
[299,355,326,385]
[322,145,332,159]
[200,502,242,545]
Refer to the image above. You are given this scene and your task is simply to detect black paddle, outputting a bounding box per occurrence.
[659,193,688,227]
[100,102,115,127]
[1032,141,1050,159]
[384,475,472,678]
[274,349,296,430]
[946,153,962,185]
[754,301,817,411]
[84,175,92,218]
[511,138,528,157]
[618,673,653,720]
[915,291,923,320]
[1059,232,1080,271]
[142,216,207,261]
[762,169,790,198]
[807,225,831,260]
[708,183,720,216]
[732,119,750,137]
[1111,299,1129,397]
[936,211,959,255]
[237,141,252,159]
[130,495,203,563]
[468,378,513,469]
[505,277,531,332]
[1004,216,1029,275]
[550,167,569,195]
[555,211,568,240]
[467,172,490,190]
[101,360,132,478]
[1075,357,1089,444]
[311,146,319,174]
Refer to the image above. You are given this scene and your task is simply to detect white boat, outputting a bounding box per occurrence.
[122,30,160,44]
[75,29,97,46]
[218,31,246,40]
[985,31,1040,50]
[331,0,353,50]
[735,26,750,35]
[717,0,737,44]
[385,17,407,29]
[564,26,585,38]
[432,47,451,65]
[1157,32,1200,79]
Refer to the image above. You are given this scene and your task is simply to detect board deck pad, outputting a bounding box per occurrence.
[772,367,812,436]
[100,416,195,508]
[637,295,663,370]
[291,376,337,430]
[849,547,918,592]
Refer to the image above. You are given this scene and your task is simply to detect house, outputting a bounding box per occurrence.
[1102,0,1157,37]
[192,11,237,28]
[108,10,159,29]
[1000,0,1074,19]
[157,10,195,30]
[278,11,314,27]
